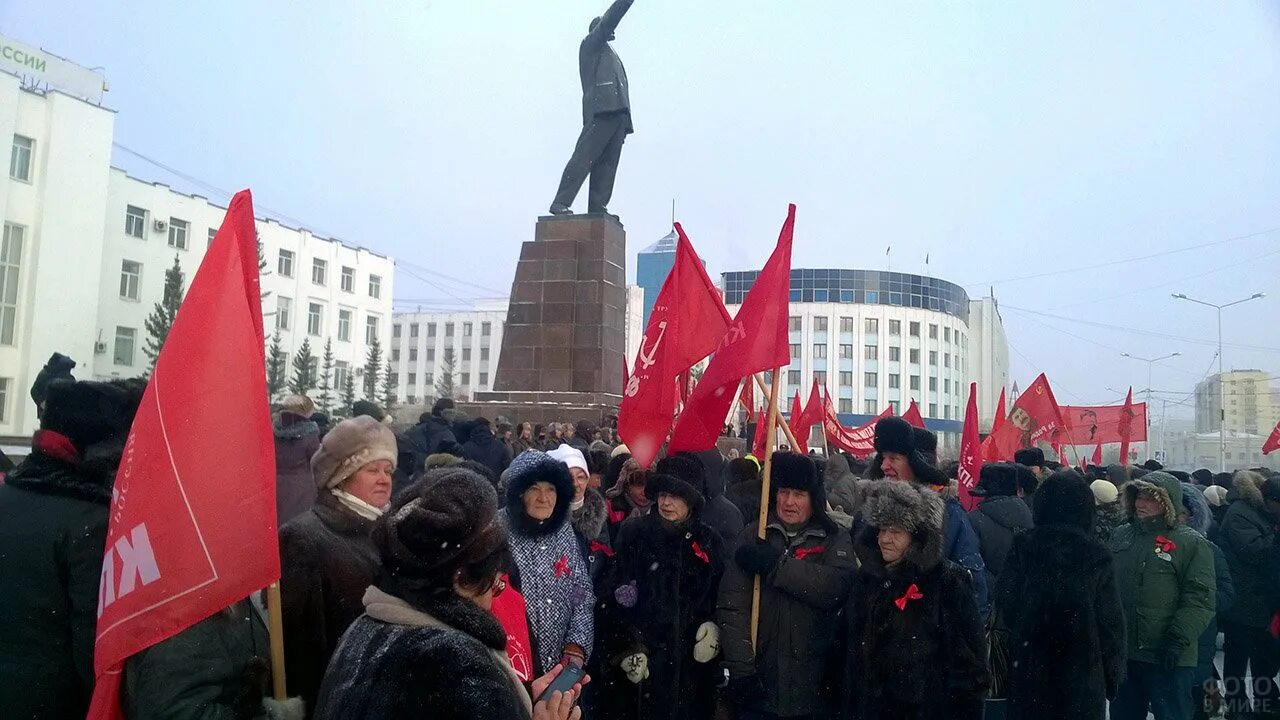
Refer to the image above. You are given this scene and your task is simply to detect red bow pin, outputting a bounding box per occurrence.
[692,541,710,564]
[589,540,615,558]
[794,546,826,561]
[894,584,924,611]
[1155,536,1177,553]
[554,554,571,578]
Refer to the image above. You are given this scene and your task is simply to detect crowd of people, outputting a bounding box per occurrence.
[5,368,1280,720]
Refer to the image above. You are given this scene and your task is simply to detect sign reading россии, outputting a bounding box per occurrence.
[0,33,106,104]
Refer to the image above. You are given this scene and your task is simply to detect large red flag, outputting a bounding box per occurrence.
[87,191,278,720]
[669,205,795,453]
[992,387,1008,435]
[902,399,926,429]
[958,383,980,511]
[981,374,1065,462]
[1117,387,1136,467]
[1059,401,1148,445]
[1263,419,1280,455]
[618,224,731,467]
[788,390,807,453]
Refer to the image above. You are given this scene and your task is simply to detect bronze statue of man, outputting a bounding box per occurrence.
[549,0,635,216]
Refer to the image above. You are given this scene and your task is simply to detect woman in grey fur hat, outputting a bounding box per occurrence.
[843,480,989,719]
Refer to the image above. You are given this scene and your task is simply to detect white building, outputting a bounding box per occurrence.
[967,296,1010,432]
[392,285,646,405]
[722,268,1010,455]
[0,53,394,437]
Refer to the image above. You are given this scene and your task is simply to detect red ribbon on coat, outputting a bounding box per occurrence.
[554,554,571,578]
[894,583,924,611]
[691,541,710,564]
[589,540,615,558]
[1155,535,1177,553]
[794,545,825,561]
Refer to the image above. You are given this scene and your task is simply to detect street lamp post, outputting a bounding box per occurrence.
[1172,292,1266,472]
[1121,351,1180,462]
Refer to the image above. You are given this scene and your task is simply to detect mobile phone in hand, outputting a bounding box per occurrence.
[537,665,585,704]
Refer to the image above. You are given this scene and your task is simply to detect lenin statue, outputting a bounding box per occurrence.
[549,0,635,216]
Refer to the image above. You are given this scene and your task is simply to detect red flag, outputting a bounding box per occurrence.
[669,205,795,453]
[1090,443,1103,467]
[87,191,278,720]
[788,391,807,453]
[490,573,533,682]
[823,393,892,458]
[1117,387,1135,468]
[618,224,732,467]
[1059,401,1148,445]
[957,383,980,511]
[981,374,1065,462]
[902,399,926,429]
[1263,419,1280,455]
[622,357,630,390]
[992,387,1008,435]
[739,377,755,414]
[794,378,824,453]
[752,408,768,459]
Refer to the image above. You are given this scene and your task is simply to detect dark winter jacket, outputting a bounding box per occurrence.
[1109,472,1216,667]
[394,415,462,492]
[602,511,724,720]
[314,586,531,720]
[1217,470,1277,628]
[278,492,381,714]
[571,488,612,586]
[1093,500,1126,545]
[968,494,1033,591]
[687,450,746,552]
[1180,482,1237,671]
[273,417,320,526]
[459,422,512,479]
[844,485,989,720]
[725,477,762,529]
[938,482,991,617]
[123,600,278,720]
[0,441,117,720]
[718,516,856,717]
[824,454,862,516]
[995,525,1126,719]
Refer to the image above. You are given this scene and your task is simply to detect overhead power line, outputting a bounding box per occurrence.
[1001,305,1280,354]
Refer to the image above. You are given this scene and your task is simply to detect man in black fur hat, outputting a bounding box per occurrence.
[717,452,856,719]
[868,416,990,617]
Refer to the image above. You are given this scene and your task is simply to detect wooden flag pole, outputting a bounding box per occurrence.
[267,581,287,700]
[753,373,800,450]
[750,367,782,650]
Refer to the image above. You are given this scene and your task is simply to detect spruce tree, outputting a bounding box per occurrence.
[316,339,335,414]
[363,335,383,400]
[435,347,458,400]
[290,337,316,395]
[342,373,356,415]
[382,361,397,413]
[266,330,288,400]
[143,254,186,373]
[256,235,271,301]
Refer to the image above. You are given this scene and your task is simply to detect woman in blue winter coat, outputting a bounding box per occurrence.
[502,450,597,676]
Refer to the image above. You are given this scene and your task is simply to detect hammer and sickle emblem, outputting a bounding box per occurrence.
[638,321,667,370]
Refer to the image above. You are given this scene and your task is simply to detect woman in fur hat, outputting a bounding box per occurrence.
[604,457,654,542]
[868,416,990,617]
[314,466,587,720]
[843,479,989,719]
[992,471,1126,720]
[718,453,856,719]
[501,450,597,678]
[278,415,397,714]
[600,471,725,720]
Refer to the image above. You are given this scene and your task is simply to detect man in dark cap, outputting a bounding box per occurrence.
[29,352,76,419]
[394,398,463,493]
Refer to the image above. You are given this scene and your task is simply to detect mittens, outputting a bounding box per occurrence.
[735,539,783,575]
[693,621,720,663]
[621,652,649,683]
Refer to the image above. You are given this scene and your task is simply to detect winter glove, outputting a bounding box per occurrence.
[621,653,650,683]
[262,697,306,720]
[735,539,784,576]
[614,580,638,608]
[693,621,720,663]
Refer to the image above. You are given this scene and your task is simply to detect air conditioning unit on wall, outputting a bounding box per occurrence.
[153,219,167,232]
[94,341,107,355]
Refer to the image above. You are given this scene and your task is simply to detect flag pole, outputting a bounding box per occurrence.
[267,582,287,700]
[753,373,799,449]
[750,367,782,650]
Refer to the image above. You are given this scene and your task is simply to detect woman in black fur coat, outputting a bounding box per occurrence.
[992,470,1126,720]
[600,472,725,720]
[843,480,989,719]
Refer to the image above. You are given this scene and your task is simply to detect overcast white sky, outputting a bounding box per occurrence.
[7,1,1280,417]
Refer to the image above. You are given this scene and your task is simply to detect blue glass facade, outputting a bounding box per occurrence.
[636,231,677,327]
[723,268,971,324]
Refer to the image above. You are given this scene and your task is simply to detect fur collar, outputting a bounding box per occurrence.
[1229,470,1267,511]
[1122,476,1179,528]
[273,418,319,440]
[571,488,608,540]
[6,439,125,505]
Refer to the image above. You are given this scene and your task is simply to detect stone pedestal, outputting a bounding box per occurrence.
[466,214,626,424]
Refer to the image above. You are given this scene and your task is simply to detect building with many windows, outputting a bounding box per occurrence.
[1195,369,1278,437]
[722,268,1009,455]
[390,302,508,404]
[636,229,676,327]
[0,57,393,437]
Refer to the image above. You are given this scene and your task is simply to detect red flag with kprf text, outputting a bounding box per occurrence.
[87,191,279,720]
[957,383,980,511]
[617,224,731,467]
[981,374,1065,462]
[669,205,795,453]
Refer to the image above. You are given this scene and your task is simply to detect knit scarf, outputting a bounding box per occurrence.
[330,488,386,521]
